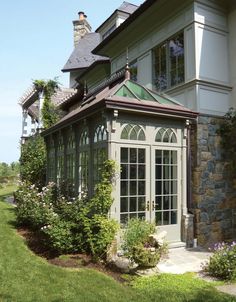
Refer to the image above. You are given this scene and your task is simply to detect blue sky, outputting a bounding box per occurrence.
[0,0,143,164]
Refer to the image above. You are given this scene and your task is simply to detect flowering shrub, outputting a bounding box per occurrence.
[15,181,57,229]
[204,241,236,280]
[15,160,119,258]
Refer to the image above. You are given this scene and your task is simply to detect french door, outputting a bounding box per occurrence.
[119,145,181,242]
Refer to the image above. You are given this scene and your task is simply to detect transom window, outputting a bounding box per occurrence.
[121,124,146,141]
[153,32,184,91]
[155,128,177,143]
[94,125,108,143]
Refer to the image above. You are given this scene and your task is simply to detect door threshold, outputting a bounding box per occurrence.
[168,241,186,249]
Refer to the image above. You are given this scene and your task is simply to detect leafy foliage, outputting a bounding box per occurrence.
[217,108,236,176]
[19,134,46,188]
[15,160,119,258]
[204,241,236,280]
[122,218,165,268]
[122,218,155,253]
[0,161,19,185]
[33,79,61,129]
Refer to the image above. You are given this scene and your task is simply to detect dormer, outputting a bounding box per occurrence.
[95,1,138,40]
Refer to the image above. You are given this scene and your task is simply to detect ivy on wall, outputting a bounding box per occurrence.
[33,79,61,129]
[217,108,236,177]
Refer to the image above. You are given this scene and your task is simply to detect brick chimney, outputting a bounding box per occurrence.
[73,12,92,47]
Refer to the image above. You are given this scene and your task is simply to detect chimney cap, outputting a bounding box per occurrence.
[78,11,87,20]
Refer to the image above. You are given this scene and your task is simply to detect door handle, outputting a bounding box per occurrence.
[146,201,150,211]
[152,200,155,211]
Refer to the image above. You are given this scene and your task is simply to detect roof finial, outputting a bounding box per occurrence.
[125,47,130,80]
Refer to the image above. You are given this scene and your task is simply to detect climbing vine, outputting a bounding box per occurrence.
[33,79,61,129]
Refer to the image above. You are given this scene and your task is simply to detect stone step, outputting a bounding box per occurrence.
[168,241,186,249]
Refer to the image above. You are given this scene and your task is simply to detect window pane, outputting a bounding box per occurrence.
[138,197,146,211]
[130,181,137,195]
[121,181,128,196]
[138,149,145,163]
[163,211,170,225]
[138,181,145,195]
[171,211,177,224]
[130,165,137,179]
[130,148,137,163]
[121,197,128,212]
[121,164,128,179]
[121,148,128,163]
[130,197,137,212]
[138,165,145,179]
[155,196,162,210]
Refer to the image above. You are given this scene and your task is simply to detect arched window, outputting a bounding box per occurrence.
[155,128,177,143]
[66,131,75,184]
[121,124,146,141]
[94,125,108,143]
[78,129,89,194]
[57,135,64,185]
[48,137,55,182]
[93,125,108,185]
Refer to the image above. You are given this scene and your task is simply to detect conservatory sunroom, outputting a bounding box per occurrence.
[42,76,197,244]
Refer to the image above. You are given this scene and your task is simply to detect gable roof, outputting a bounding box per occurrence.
[62,33,109,72]
[95,1,139,33]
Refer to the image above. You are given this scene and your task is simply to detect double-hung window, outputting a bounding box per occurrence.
[153,32,184,91]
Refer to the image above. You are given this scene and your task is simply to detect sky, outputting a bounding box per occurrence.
[0,0,143,164]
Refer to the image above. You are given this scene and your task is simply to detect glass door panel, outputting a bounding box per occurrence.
[151,147,181,242]
[120,147,147,225]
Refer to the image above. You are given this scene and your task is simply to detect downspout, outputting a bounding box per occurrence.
[186,119,192,210]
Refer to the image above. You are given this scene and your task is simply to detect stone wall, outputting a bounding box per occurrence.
[192,115,236,247]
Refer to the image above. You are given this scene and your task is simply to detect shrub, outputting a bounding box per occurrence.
[15,160,119,259]
[204,241,236,280]
[122,218,155,253]
[122,218,165,268]
[15,182,57,230]
[42,219,74,254]
[19,134,46,188]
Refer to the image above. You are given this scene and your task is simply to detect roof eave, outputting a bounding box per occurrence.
[105,99,198,120]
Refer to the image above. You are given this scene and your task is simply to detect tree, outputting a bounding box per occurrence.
[19,134,46,188]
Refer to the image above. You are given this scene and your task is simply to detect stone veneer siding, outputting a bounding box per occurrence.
[192,115,236,247]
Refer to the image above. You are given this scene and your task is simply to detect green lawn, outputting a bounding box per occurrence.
[0,192,235,302]
[0,183,17,198]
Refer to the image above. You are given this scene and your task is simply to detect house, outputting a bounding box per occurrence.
[19,0,236,247]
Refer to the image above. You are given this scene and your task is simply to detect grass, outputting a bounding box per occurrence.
[0,183,17,198]
[0,189,235,302]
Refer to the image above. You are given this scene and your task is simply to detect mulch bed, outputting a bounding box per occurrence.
[17,227,126,283]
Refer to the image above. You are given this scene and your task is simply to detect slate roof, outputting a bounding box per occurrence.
[118,1,139,14]
[62,33,109,72]
[19,86,78,120]
[95,1,139,33]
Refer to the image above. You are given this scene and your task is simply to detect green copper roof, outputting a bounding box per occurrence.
[115,80,181,106]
